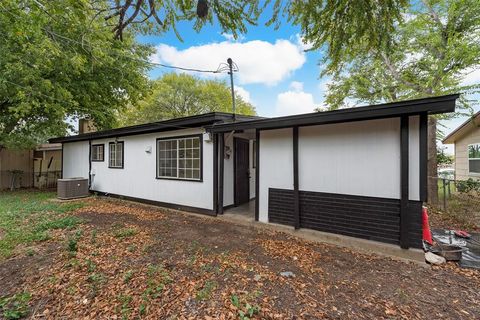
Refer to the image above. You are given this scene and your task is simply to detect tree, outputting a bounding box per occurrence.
[0,0,153,149]
[118,73,256,126]
[319,0,480,204]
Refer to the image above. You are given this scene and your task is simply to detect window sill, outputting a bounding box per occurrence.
[155,177,203,183]
[108,166,124,169]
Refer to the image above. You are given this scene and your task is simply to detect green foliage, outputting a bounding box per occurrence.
[322,0,480,114]
[195,280,217,301]
[0,190,84,259]
[287,0,408,75]
[0,0,152,148]
[437,148,454,165]
[118,73,256,126]
[112,227,137,239]
[230,292,261,320]
[0,292,31,320]
[456,178,480,193]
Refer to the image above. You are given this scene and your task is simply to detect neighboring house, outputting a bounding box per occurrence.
[33,143,62,189]
[0,143,62,189]
[443,111,480,180]
[50,94,459,250]
[0,147,33,189]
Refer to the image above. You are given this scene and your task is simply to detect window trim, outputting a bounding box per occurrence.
[91,144,105,162]
[108,141,124,169]
[468,143,480,175]
[155,134,203,182]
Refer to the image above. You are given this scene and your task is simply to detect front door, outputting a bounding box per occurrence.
[234,138,250,206]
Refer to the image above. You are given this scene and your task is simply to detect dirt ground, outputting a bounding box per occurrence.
[1,197,480,319]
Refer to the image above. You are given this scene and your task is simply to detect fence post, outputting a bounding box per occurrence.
[442,178,447,211]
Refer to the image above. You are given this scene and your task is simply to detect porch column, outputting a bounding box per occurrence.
[293,126,300,229]
[213,133,218,216]
[218,133,224,214]
[400,116,410,249]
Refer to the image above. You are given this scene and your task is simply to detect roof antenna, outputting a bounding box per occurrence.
[217,58,239,122]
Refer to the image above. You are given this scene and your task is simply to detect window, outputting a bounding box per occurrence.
[468,144,480,174]
[91,144,104,162]
[157,135,202,180]
[109,141,124,168]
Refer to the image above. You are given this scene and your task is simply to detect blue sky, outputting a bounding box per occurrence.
[136,7,479,154]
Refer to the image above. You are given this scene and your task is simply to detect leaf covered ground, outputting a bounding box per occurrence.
[0,191,479,319]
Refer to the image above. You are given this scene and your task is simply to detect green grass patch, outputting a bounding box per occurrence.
[0,292,31,320]
[0,190,85,259]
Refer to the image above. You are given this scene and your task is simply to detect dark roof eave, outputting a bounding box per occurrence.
[207,94,459,133]
[49,112,261,143]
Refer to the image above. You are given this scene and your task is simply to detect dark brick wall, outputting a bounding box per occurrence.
[268,188,423,248]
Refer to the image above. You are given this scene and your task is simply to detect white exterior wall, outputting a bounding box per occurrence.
[258,117,421,221]
[89,128,214,210]
[258,128,293,222]
[63,141,89,179]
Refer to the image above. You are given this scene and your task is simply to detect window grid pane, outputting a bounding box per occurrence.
[109,143,123,168]
[157,137,201,180]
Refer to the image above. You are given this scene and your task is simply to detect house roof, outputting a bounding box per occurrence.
[49,112,261,143]
[207,94,459,133]
[442,111,480,144]
[36,143,62,151]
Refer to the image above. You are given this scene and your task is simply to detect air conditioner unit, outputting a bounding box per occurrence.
[57,178,89,199]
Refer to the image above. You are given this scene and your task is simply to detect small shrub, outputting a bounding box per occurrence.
[123,270,134,284]
[0,292,31,320]
[113,228,137,238]
[456,178,480,193]
[195,280,217,301]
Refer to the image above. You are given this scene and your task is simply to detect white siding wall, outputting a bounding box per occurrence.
[258,117,422,222]
[298,119,401,199]
[90,128,214,210]
[258,128,293,222]
[63,141,89,179]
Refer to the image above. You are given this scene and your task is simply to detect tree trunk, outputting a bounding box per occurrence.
[427,116,439,205]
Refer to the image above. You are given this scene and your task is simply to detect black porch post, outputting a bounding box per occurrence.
[419,113,428,202]
[255,129,260,221]
[218,133,224,214]
[400,116,410,249]
[293,127,300,229]
[213,133,218,216]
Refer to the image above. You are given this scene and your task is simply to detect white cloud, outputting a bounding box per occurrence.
[221,33,245,42]
[275,90,319,116]
[151,39,306,85]
[461,67,480,86]
[295,33,314,51]
[235,86,251,103]
[290,81,304,92]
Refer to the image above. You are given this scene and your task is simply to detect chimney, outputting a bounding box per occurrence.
[78,119,97,134]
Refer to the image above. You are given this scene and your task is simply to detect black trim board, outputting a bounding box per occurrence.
[400,116,409,249]
[91,190,215,216]
[208,94,458,133]
[419,113,428,202]
[255,129,260,221]
[155,134,203,182]
[213,133,218,215]
[108,141,124,169]
[50,112,262,143]
[218,133,224,214]
[293,127,300,229]
[268,188,423,248]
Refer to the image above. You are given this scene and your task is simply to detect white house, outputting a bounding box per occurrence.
[50,94,459,250]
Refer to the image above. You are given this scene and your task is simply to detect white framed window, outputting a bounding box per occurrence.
[468,144,480,174]
[156,135,202,181]
[91,144,104,162]
[109,141,124,168]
